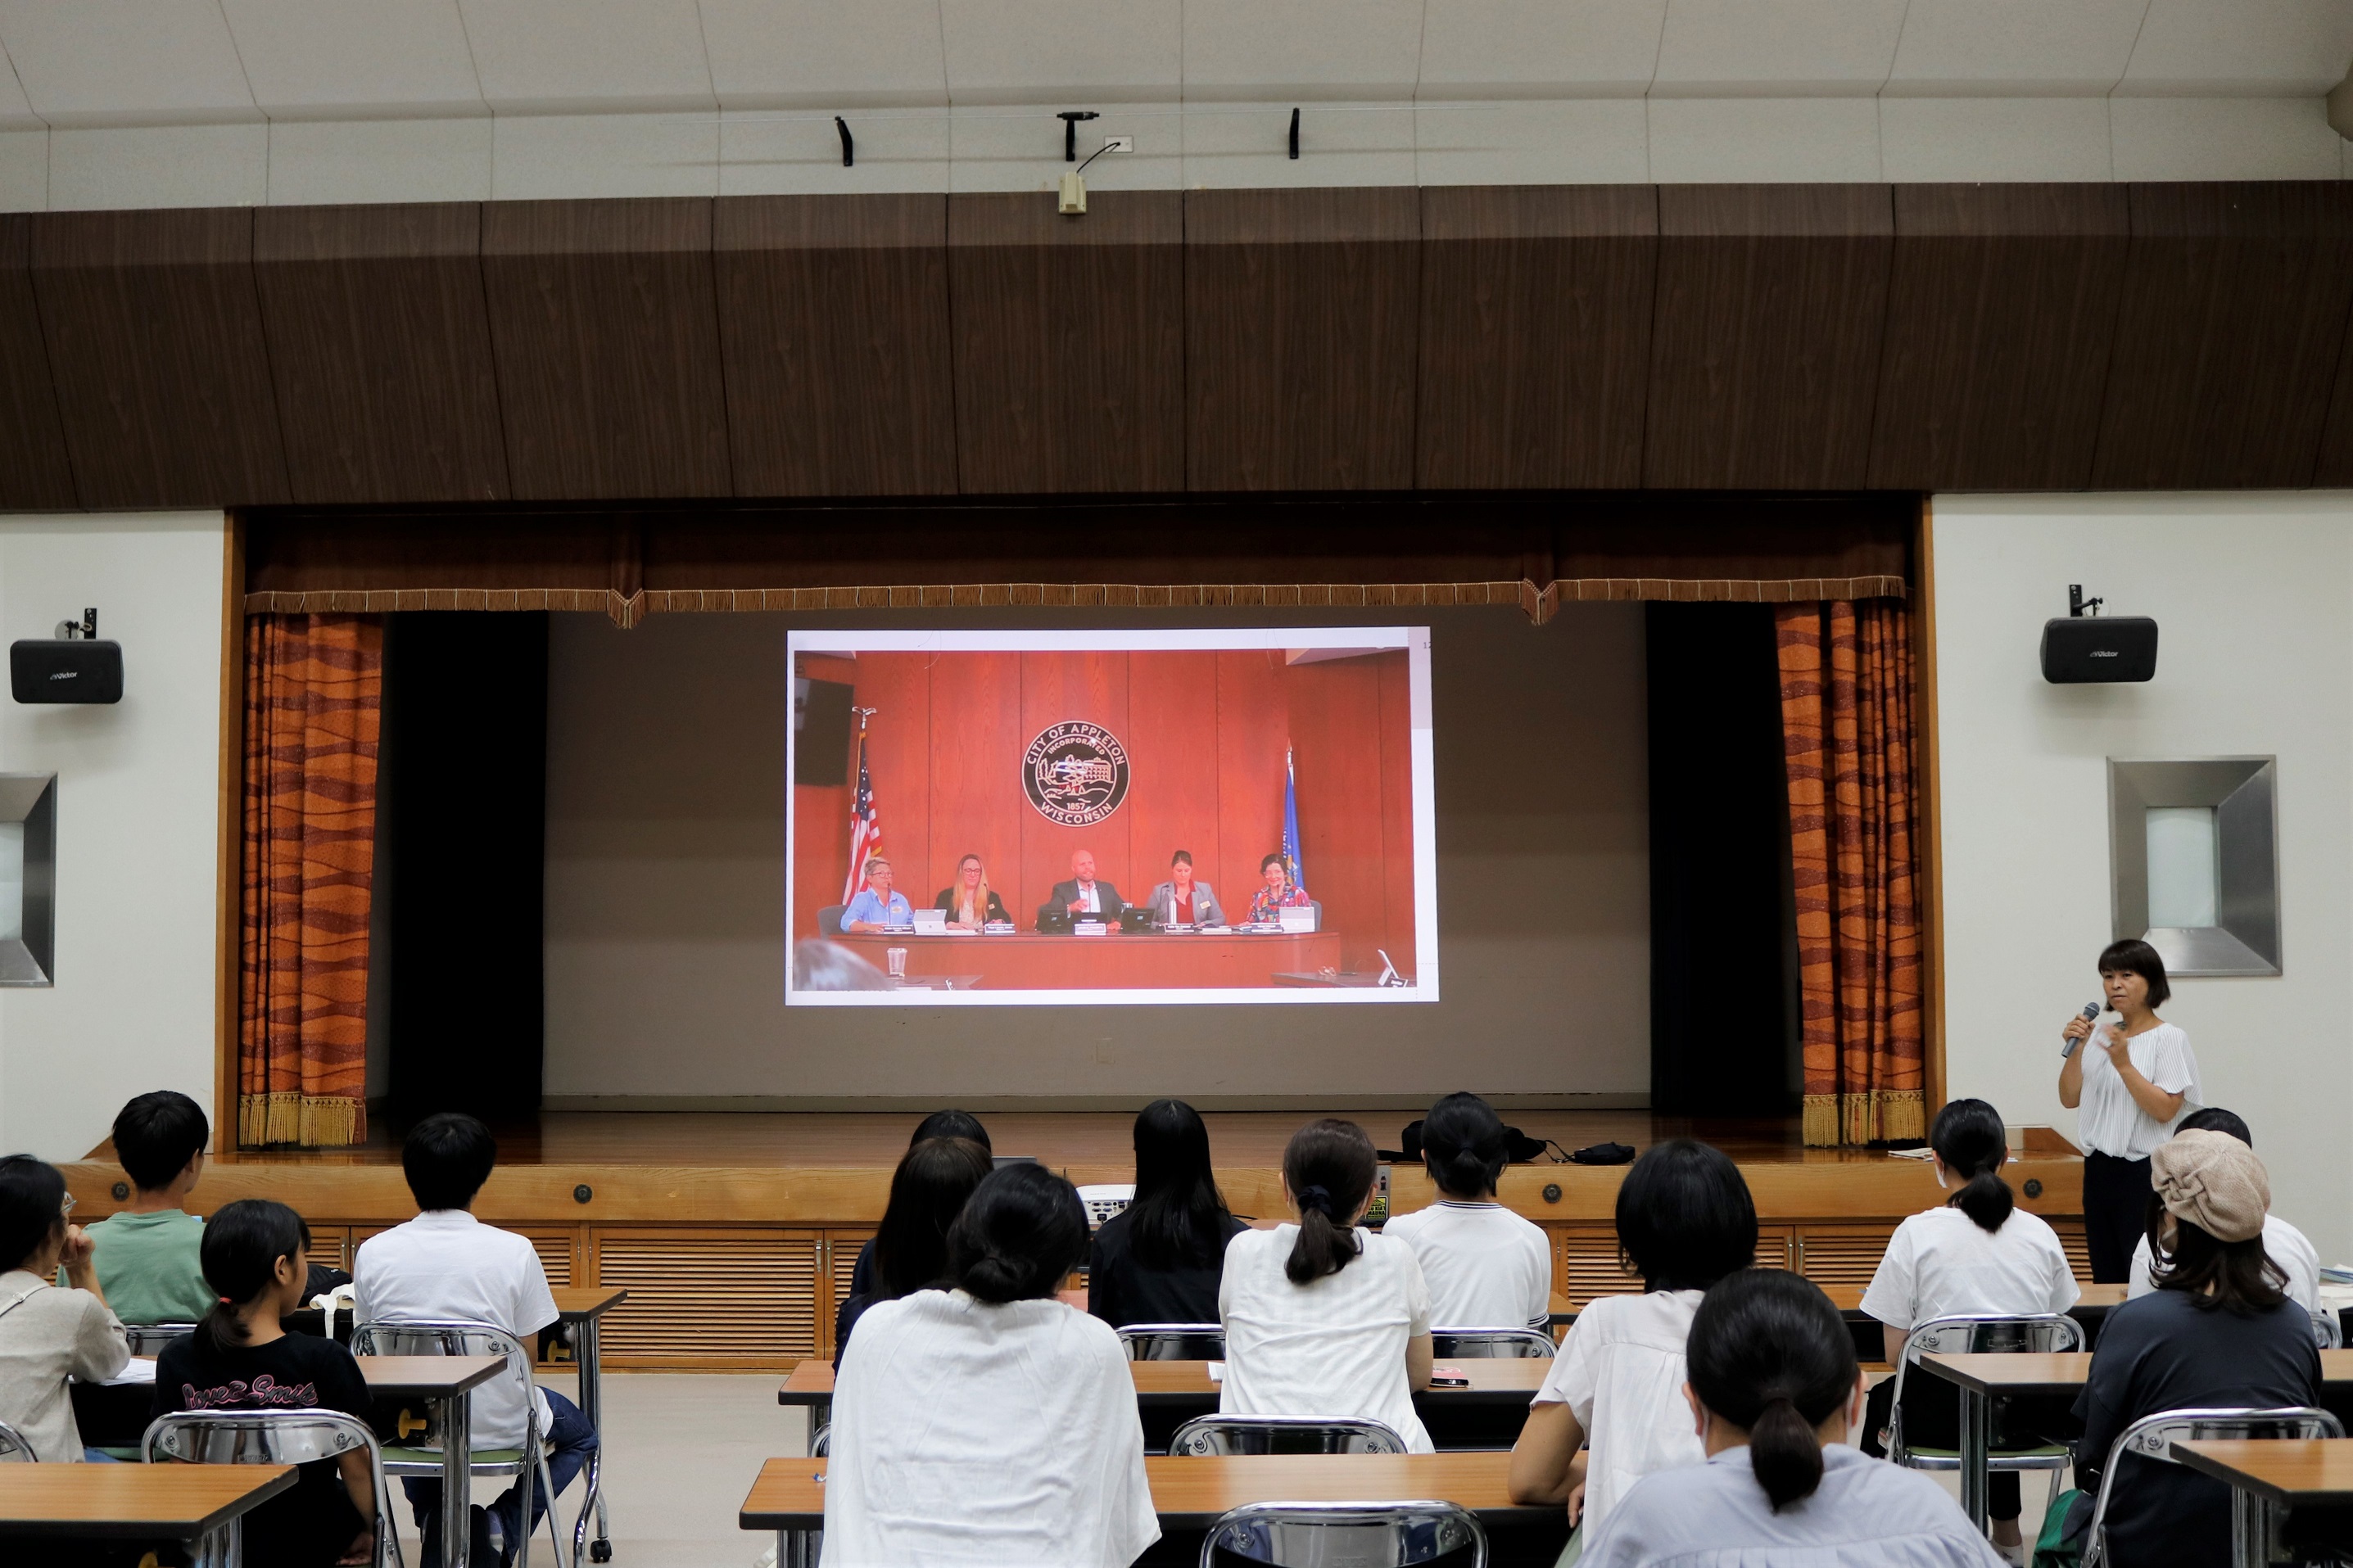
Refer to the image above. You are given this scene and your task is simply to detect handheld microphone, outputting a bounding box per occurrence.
[2059,1001,2101,1058]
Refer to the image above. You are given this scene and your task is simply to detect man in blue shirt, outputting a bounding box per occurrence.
[841,856,914,933]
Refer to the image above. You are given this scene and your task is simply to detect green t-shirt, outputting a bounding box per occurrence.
[79,1209,214,1325]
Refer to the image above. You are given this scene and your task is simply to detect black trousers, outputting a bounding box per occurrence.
[1864,1367,2023,1521]
[2083,1150,2154,1284]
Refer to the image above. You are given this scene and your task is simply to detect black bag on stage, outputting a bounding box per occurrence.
[1380,1119,1552,1164]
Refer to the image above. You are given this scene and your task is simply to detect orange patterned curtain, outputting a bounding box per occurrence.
[1776,599,1924,1147]
[240,614,382,1148]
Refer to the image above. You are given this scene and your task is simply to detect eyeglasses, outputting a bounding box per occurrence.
[58,1192,75,1219]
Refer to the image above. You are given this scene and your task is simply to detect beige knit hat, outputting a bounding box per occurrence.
[2151,1127,2270,1244]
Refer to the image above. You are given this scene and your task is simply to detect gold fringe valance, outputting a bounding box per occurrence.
[238,1091,363,1150]
[1803,1089,1925,1148]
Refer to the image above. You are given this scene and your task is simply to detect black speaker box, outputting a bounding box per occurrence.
[2040,617,2157,684]
[793,676,853,785]
[11,639,122,703]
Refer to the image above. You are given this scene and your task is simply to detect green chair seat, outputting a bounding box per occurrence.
[93,1446,143,1463]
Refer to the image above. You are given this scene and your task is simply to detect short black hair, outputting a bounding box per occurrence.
[0,1155,65,1273]
[2098,938,2172,1009]
[2179,1106,2253,1149]
[1260,852,1286,873]
[912,1109,991,1153]
[1616,1138,1758,1291]
[401,1113,497,1212]
[112,1091,210,1191]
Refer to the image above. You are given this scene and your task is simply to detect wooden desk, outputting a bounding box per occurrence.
[0,1463,294,1564]
[2174,1439,2353,1568]
[359,1354,509,1568]
[742,1452,1565,1568]
[831,930,1345,990]
[1917,1353,2091,1531]
[553,1286,628,1561]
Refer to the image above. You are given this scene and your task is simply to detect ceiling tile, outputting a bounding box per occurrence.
[1183,0,1425,102]
[1651,0,1909,97]
[2118,0,2353,96]
[458,0,715,112]
[699,0,947,108]
[0,1,260,125]
[1419,0,1667,98]
[222,0,484,118]
[1885,0,2149,97]
[940,0,1179,105]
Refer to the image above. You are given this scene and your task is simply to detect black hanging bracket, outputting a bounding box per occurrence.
[2068,584,2105,618]
[1058,110,1099,162]
[1288,106,1301,160]
[835,116,853,167]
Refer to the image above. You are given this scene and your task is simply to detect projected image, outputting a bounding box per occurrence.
[787,628,1437,1006]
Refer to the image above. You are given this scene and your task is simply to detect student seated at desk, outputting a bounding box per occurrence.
[833,1136,993,1368]
[847,1109,992,1302]
[1859,1097,2079,1561]
[1511,1139,1757,1543]
[1219,1118,1435,1452]
[153,1200,377,1568]
[0,1155,129,1461]
[2126,1105,2319,1312]
[1581,1269,2003,1568]
[1087,1099,1245,1328]
[2066,1129,2318,1568]
[79,1091,217,1326]
[1382,1092,1550,1331]
[826,1164,1159,1568]
[355,1114,598,1568]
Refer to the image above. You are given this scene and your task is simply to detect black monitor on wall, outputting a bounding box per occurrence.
[793,677,853,785]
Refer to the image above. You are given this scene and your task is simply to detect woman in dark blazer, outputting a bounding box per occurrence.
[934,852,1010,929]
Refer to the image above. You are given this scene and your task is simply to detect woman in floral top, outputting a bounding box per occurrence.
[1247,852,1314,923]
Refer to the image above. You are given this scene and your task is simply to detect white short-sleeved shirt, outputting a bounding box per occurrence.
[824,1290,1158,1568]
[1531,1289,1705,1539]
[1380,1201,1551,1331]
[354,1209,559,1452]
[2129,1213,2321,1313]
[2075,1020,2200,1159]
[1218,1225,1434,1453]
[1859,1204,2080,1335]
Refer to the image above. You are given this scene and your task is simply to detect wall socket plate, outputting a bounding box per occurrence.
[1103,135,1134,154]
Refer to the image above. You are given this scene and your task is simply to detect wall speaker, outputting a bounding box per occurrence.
[2042,584,2156,684]
[11,639,123,704]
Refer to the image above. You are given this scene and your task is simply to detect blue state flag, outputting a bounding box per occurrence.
[1283,747,1305,894]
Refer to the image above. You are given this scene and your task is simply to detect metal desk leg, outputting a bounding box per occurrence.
[781,1526,821,1568]
[192,1516,242,1568]
[577,1317,611,1561]
[2229,1484,2275,1568]
[443,1389,473,1568]
[1957,1385,1989,1531]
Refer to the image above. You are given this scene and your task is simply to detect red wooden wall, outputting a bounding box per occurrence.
[790,648,1415,974]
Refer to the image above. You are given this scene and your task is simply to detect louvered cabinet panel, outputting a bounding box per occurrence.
[1553,1226,1640,1307]
[1795,1225,1897,1300]
[305,1227,351,1272]
[590,1228,821,1368]
[821,1231,873,1355]
[1757,1226,1797,1273]
[2049,1222,2093,1284]
[519,1227,578,1288]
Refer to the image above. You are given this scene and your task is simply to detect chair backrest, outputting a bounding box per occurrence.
[2082,1406,2345,1568]
[817,904,845,938]
[0,1419,34,1462]
[2315,1310,2343,1349]
[1199,1500,1486,1568]
[122,1323,197,1358]
[1170,1415,1408,1457]
[143,1410,391,1566]
[1888,1313,2085,1442]
[809,1422,830,1457]
[351,1317,541,1445]
[1117,1323,1224,1361]
[1432,1328,1555,1359]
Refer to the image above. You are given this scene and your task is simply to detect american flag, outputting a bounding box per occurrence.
[842,724,881,903]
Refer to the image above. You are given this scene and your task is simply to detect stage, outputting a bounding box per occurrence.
[64,1110,2086,1372]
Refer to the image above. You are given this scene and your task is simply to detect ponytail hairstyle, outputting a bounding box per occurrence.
[945,1164,1089,1305]
[0,1155,66,1275]
[1420,1092,1508,1200]
[1930,1097,2013,1233]
[1282,1118,1377,1285]
[871,1136,994,1299]
[197,1199,310,1354]
[1686,1269,1858,1513]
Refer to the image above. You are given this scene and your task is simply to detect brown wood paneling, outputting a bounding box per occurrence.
[480,198,731,499]
[2319,306,2353,486]
[948,191,1183,494]
[0,215,76,508]
[1417,186,1656,489]
[716,194,955,498]
[2095,182,2353,490]
[30,208,289,508]
[254,202,509,505]
[1871,184,2130,490]
[1186,188,1421,491]
[1645,185,1894,490]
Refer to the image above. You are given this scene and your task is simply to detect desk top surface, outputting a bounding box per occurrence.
[358,1354,509,1397]
[0,1464,295,1536]
[781,1357,1547,1404]
[2173,1439,2353,1506]
[1916,1353,2092,1394]
[550,1286,628,1319]
[741,1451,1541,1530]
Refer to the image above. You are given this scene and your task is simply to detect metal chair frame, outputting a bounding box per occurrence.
[1431,1327,1556,1359]
[1169,1414,1409,1457]
[1117,1322,1226,1361]
[0,1417,32,1462]
[2081,1405,2343,1568]
[143,1408,398,1568]
[121,1322,198,1358]
[1886,1313,2084,1472]
[1197,1499,1487,1568]
[2314,1310,2343,1349]
[352,1317,579,1568]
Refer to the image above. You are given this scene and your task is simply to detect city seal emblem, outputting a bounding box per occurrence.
[1023,721,1130,826]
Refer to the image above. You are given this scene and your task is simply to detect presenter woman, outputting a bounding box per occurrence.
[1246,853,1313,924]
[2057,938,2201,1281]
[1145,850,1222,927]
[934,853,1008,929]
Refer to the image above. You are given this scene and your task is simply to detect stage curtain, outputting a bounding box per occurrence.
[1776,599,1924,1147]
[239,614,382,1148]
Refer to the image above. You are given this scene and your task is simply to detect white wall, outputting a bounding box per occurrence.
[1933,493,2353,1262]
[0,513,225,1161]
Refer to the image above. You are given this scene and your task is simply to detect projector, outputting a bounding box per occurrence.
[2041,586,2156,685]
